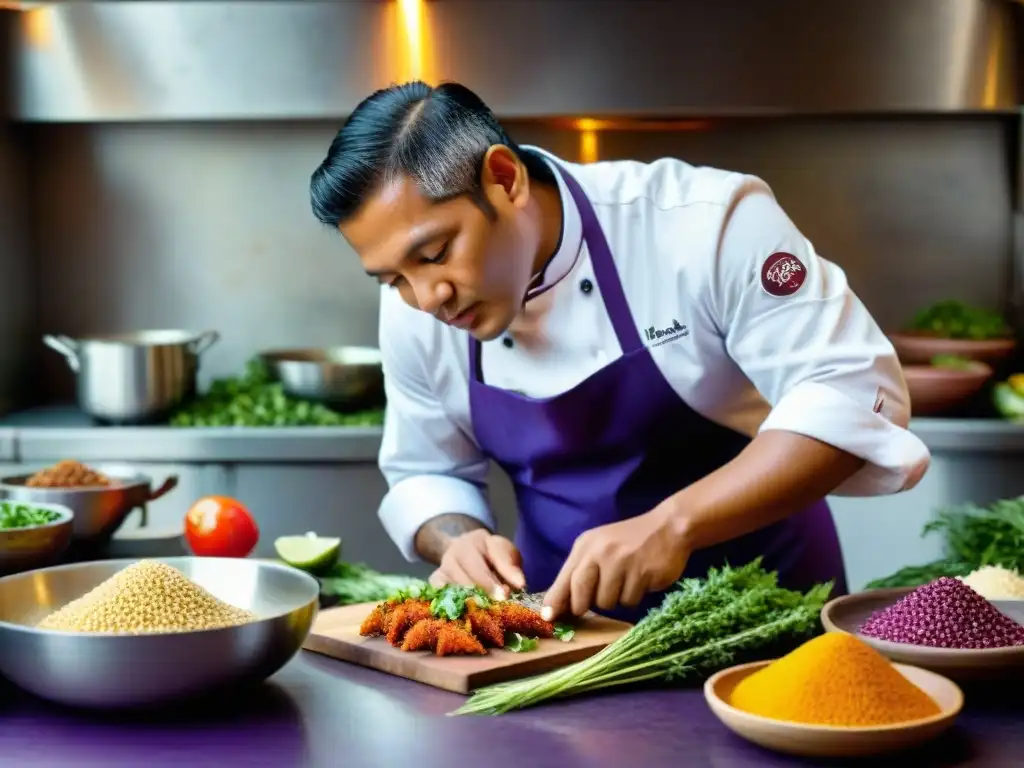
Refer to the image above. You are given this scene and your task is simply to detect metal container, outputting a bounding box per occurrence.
[43,330,220,424]
[0,466,179,542]
[0,557,320,709]
[0,502,75,575]
[260,347,384,411]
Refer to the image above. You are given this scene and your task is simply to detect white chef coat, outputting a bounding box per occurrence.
[377,146,931,562]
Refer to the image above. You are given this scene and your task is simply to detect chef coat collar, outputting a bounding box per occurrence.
[523,148,584,301]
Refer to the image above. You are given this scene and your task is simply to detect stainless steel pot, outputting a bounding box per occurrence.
[0,466,179,541]
[44,330,219,424]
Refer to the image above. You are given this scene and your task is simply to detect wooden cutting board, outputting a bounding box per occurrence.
[302,602,632,694]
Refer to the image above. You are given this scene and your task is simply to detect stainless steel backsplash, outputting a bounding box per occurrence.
[13,115,1016,405]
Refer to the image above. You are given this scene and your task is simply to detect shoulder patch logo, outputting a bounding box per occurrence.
[760,252,806,297]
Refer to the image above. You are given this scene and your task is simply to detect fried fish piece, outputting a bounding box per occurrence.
[359,603,393,637]
[401,618,446,652]
[492,602,554,638]
[466,601,505,647]
[436,620,487,656]
[385,600,433,647]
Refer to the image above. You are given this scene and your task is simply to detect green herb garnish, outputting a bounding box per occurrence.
[428,585,492,621]
[505,633,539,653]
[553,624,575,642]
[454,559,830,715]
[0,502,62,530]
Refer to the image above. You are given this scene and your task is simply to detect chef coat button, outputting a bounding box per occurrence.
[502,336,514,349]
[580,278,594,295]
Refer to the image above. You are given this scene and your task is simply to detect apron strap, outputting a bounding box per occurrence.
[552,164,645,354]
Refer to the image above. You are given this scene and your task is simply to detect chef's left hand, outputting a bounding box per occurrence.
[541,504,689,620]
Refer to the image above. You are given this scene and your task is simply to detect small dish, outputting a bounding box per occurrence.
[902,362,992,416]
[821,588,1024,681]
[0,502,75,575]
[704,659,962,758]
[888,331,1016,366]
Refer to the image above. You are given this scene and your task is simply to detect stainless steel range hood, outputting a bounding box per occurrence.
[6,0,1023,122]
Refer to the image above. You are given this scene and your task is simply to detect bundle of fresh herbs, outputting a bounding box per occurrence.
[865,497,1024,589]
[453,559,831,715]
[318,562,427,605]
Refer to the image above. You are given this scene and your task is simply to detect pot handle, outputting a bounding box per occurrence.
[43,334,81,372]
[189,330,220,356]
[148,475,179,502]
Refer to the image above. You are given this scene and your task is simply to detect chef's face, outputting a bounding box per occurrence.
[341,146,541,341]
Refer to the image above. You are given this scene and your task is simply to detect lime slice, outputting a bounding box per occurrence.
[274,532,341,573]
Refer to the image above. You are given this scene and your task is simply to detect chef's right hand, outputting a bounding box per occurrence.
[429,529,526,599]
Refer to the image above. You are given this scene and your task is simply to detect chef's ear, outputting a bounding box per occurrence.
[481,145,529,207]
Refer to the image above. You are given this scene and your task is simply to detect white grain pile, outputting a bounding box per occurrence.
[958,565,1024,600]
[37,560,257,634]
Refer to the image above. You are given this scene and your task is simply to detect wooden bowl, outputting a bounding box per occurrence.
[821,588,1024,681]
[888,331,1016,366]
[705,660,962,758]
[902,362,993,416]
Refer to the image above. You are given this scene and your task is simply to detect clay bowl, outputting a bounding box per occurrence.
[888,331,1016,366]
[821,588,1024,682]
[902,361,993,416]
[705,659,962,758]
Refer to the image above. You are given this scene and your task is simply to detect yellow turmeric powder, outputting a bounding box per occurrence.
[728,633,941,726]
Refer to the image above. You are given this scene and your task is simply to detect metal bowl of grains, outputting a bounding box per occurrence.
[0,557,320,709]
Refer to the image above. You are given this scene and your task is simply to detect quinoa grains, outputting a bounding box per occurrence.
[37,560,257,634]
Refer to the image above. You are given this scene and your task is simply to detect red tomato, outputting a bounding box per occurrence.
[184,496,259,558]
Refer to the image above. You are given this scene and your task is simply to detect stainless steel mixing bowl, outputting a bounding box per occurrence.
[0,465,179,542]
[0,557,320,709]
[260,346,384,411]
[0,502,75,575]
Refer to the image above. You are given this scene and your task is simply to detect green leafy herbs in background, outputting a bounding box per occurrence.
[455,559,831,715]
[865,497,1024,589]
[318,562,427,605]
[169,358,384,427]
[930,354,974,371]
[909,299,1011,341]
[0,502,62,530]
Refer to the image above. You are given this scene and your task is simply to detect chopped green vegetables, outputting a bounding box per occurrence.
[169,358,384,427]
[553,624,575,642]
[505,633,539,653]
[865,497,1024,589]
[0,502,63,530]
[909,300,1011,341]
[455,559,831,715]
[427,585,493,620]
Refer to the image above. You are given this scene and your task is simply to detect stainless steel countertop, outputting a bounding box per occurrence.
[0,406,382,463]
[0,406,1023,463]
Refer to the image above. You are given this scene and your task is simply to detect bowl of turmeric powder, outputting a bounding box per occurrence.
[704,633,963,759]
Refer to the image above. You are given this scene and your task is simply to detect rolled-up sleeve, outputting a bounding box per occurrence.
[712,187,930,496]
[376,290,494,561]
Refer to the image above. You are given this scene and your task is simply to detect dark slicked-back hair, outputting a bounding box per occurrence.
[310,81,554,227]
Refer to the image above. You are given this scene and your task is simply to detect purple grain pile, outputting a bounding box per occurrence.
[859,577,1024,649]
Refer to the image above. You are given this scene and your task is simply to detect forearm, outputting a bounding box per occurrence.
[414,513,490,565]
[664,430,865,551]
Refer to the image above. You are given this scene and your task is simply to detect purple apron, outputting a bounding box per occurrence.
[467,162,848,623]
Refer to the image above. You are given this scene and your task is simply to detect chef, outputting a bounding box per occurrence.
[309,81,930,623]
